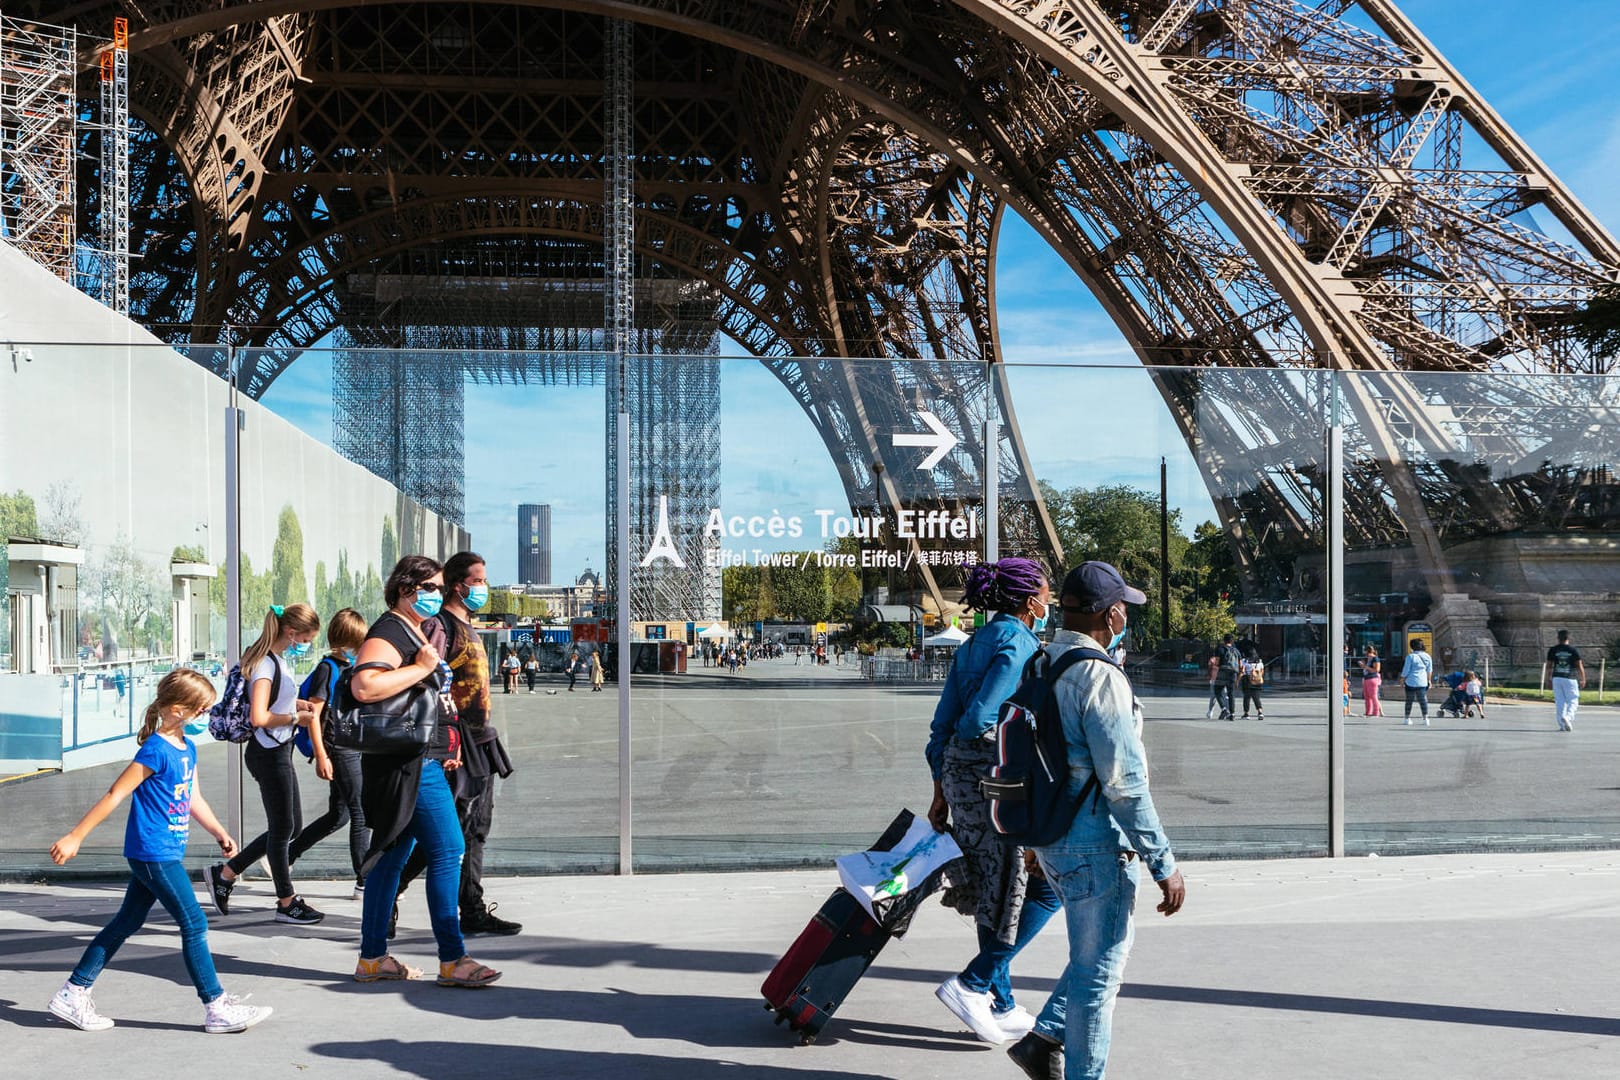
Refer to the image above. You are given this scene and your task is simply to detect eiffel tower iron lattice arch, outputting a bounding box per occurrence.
[14,0,1620,624]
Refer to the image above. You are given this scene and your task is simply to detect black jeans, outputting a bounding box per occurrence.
[1404,685,1429,717]
[1242,684,1263,715]
[1215,676,1235,716]
[230,738,302,900]
[289,746,370,882]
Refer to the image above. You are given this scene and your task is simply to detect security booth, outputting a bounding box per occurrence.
[170,561,216,662]
[6,539,82,674]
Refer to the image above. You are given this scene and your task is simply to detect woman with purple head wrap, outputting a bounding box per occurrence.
[923,557,1063,1045]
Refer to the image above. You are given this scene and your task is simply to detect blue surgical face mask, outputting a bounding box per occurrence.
[1030,598,1050,635]
[412,591,443,618]
[184,714,211,738]
[342,648,357,663]
[464,584,490,612]
[1106,608,1128,652]
[284,641,310,659]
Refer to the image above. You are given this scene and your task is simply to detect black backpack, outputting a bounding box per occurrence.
[979,645,1114,847]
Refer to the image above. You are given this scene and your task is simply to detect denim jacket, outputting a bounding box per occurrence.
[1401,650,1433,687]
[1043,629,1178,883]
[925,613,1039,780]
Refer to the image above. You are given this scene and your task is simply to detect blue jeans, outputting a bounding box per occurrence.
[70,858,223,1003]
[959,870,1061,1012]
[1031,850,1140,1080]
[360,760,466,963]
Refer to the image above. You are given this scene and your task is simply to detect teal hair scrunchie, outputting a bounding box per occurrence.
[270,605,285,618]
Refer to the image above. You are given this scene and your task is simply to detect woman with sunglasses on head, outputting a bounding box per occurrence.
[348,555,501,989]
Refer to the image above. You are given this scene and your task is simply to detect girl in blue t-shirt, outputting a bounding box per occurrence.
[47,669,273,1035]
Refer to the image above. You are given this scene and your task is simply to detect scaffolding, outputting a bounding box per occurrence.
[604,15,634,619]
[0,12,76,282]
[97,17,128,314]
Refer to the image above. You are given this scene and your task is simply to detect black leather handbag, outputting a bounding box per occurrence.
[327,617,443,756]
[326,663,441,756]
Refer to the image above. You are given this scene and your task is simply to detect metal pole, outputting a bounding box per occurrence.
[617,411,632,874]
[1159,456,1170,641]
[1327,379,1345,858]
[224,345,244,842]
[984,414,998,564]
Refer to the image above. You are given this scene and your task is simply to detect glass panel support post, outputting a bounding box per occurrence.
[1327,380,1345,858]
[616,410,632,875]
[224,349,244,842]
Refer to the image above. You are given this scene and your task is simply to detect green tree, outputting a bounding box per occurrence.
[381,516,398,575]
[271,506,309,605]
[91,534,168,653]
[171,544,206,563]
[0,489,39,540]
[1040,482,1187,648]
[1180,596,1237,644]
[722,564,764,624]
[829,569,863,621]
[1562,282,1620,360]
[1183,520,1242,606]
[771,558,831,622]
[361,565,384,617]
[314,560,330,615]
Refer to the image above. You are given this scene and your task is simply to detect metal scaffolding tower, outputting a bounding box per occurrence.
[96,17,128,313]
[0,12,75,282]
[603,15,634,621]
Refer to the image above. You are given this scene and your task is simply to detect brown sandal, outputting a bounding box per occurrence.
[437,956,502,988]
[355,955,421,982]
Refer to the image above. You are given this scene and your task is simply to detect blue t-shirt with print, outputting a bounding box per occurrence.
[123,735,197,862]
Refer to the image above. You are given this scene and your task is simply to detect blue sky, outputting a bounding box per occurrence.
[262,2,1620,586]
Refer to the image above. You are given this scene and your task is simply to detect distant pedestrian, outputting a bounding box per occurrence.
[1009,561,1185,1079]
[1400,638,1433,726]
[567,650,582,691]
[47,669,271,1034]
[1361,646,1383,716]
[523,653,539,694]
[590,650,605,691]
[1204,651,1221,719]
[926,557,1057,1046]
[1239,648,1265,720]
[1462,670,1485,718]
[1216,633,1242,721]
[1543,630,1585,732]
[500,651,520,694]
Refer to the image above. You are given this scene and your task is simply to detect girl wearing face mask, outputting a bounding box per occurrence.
[348,556,499,988]
[203,603,324,926]
[286,608,372,899]
[924,558,1062,1046]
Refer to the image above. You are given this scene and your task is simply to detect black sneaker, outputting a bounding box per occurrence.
[202,863,234,916]
[462,903,522,936]
[1006,1032,1063,1080]
[273,895,326,925]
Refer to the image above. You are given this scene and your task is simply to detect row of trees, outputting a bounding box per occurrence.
[721,548,864,625]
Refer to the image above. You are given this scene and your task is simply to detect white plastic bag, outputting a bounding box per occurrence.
[837,815,963,928]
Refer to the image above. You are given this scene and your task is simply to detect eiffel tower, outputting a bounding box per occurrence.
[10,1,1618,635]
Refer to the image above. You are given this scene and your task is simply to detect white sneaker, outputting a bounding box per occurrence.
[993,1004,1037,1039]
[203,992,272,1034]
[48,981,114,1031]
[352,882,366,901]
[935,975,1008,1044]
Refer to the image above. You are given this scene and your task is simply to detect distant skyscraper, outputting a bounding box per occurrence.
[518,504,551,584]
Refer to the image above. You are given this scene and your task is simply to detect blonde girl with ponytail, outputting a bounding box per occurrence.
[47,669,273,1034]
[202,603,326,926]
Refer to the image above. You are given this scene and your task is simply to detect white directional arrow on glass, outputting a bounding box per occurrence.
[892,410,958,470]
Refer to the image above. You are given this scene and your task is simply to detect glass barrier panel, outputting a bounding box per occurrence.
[1339,369,1620,853]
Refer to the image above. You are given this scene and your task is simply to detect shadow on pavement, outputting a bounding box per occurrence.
[309,1037,902,1078]
[0,996,194,1033]
[1124,983,1620,1037]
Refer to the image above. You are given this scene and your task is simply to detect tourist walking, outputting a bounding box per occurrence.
[203,603,325,925]
[1007,561,1185,1080]
[1204,649,1221,718]
[567,649,582,691]
[1216,633,1242,721]
[286,608,371,899]
[397,551,521,937]
[47,669,272,1034]
[1360,645,1383,716]
[349,555,501,987]
[1543,630,1585,732]
[590,649,605,691]
[523,652,540,693]
[1400,638,1433,726]
[1239,647,1265,720]
[926,557,1060,1045]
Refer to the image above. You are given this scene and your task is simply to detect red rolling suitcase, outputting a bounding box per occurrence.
[762,886,889,1044]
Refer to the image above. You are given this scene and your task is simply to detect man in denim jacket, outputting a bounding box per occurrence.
[1007,561,1186,1080]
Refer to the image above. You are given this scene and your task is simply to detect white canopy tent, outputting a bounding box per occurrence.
[922,625,969,646]
[696,624,731,639]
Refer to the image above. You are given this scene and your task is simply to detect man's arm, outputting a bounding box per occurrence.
[1072,668,1178,885]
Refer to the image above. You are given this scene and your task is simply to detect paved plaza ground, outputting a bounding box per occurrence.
[5,659,1618,878]
[3,852,1618,1079]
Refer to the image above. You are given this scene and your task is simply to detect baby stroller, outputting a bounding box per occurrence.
[1436,672,1468,718]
